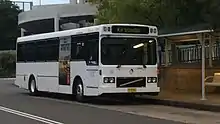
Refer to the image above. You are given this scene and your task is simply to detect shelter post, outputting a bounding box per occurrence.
[171,43,178,65]
[209,35,215,67]
[165,38,171,67]
[197,33,206,100]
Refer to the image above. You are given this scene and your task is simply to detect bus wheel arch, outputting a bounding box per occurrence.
[72,76,85,102]
[28,74,38,96]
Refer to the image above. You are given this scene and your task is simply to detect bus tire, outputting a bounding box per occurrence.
[75,79,85,102]
[28,76,38,96]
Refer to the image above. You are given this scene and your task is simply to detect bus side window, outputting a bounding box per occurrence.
[17,43,25,62]
[45,38,59,61]
[86,41,98,65]
[25,42,36,62]
[71,32,99,66]
[36,40,46,62]
[35,38,59,62]
[84,33,99,66]
[71,36,86,61]
[76,43,85,60]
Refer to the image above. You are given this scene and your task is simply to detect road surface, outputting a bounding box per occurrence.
[0,79,220,124]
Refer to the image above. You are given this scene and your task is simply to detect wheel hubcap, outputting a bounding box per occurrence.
[76,84,83,96]
[30,80,35,93]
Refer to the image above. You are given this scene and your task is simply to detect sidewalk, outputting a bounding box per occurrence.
[141,91,220,112]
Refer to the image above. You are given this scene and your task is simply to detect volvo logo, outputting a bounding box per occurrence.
[129,69,134,74]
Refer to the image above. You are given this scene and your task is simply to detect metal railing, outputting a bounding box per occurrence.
[160,43,220,65]
[177,44,220,63]
[159,50,172,66]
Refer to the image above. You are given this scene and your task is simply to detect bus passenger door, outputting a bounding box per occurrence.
[58,36,72,94]
[71,32,100,96]
[84,38,100,96]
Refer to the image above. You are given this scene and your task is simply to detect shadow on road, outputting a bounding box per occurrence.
[21,91,156,106]
[8,80,158,106]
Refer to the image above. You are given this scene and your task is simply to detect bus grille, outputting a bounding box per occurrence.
[116,77,146,88]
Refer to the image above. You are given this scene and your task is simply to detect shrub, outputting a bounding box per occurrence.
[0,51,16,78]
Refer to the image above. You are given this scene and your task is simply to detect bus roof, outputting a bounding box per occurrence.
[17,24,157,43]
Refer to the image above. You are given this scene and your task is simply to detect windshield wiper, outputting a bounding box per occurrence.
[116,64,121,68]
[143,64,146,68]
[116,48,127,69]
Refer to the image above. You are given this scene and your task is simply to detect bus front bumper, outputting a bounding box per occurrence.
[98,86,160,95]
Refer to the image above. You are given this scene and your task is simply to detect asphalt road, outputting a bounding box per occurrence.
[0,111,41,124]
[0,79,183,124]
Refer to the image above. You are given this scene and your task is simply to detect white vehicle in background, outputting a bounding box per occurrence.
[15,24,160,102]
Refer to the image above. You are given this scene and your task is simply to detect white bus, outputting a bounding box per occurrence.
[15,24,160,102]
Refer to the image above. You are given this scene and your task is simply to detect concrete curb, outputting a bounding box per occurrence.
[141,97,220,112]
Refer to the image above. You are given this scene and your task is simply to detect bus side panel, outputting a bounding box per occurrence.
[71,61,99,96]
[16,62,59,93]
[35,62,59,93]
[16,63,38,90]
[16,63,29,89]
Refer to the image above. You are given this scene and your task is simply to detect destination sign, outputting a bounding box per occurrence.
[111,26,149,34]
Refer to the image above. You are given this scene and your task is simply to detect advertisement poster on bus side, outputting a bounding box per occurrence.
[59,36,71,86]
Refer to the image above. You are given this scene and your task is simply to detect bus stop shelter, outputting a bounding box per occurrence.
[158,24,219,100]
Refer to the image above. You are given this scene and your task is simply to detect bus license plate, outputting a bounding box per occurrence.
[127,88,136,93]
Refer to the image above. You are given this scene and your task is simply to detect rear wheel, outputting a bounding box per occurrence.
[28,77,38,96]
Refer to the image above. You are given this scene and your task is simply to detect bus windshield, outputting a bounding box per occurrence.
[101,37,157,66]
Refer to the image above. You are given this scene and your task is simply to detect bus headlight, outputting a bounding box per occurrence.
[103,77,115,83]
[104,78,108,83]
[152,77,157,83]
[147,77,152,83]
[147,77,157,83]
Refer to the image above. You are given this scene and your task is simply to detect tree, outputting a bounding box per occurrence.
[88,0,220,30]
[0,0,21,50]
[89,0,160,25]
[196,0,220,30]
[0,51,16,78]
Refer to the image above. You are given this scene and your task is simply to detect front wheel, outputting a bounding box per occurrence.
[75,79,85,102]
